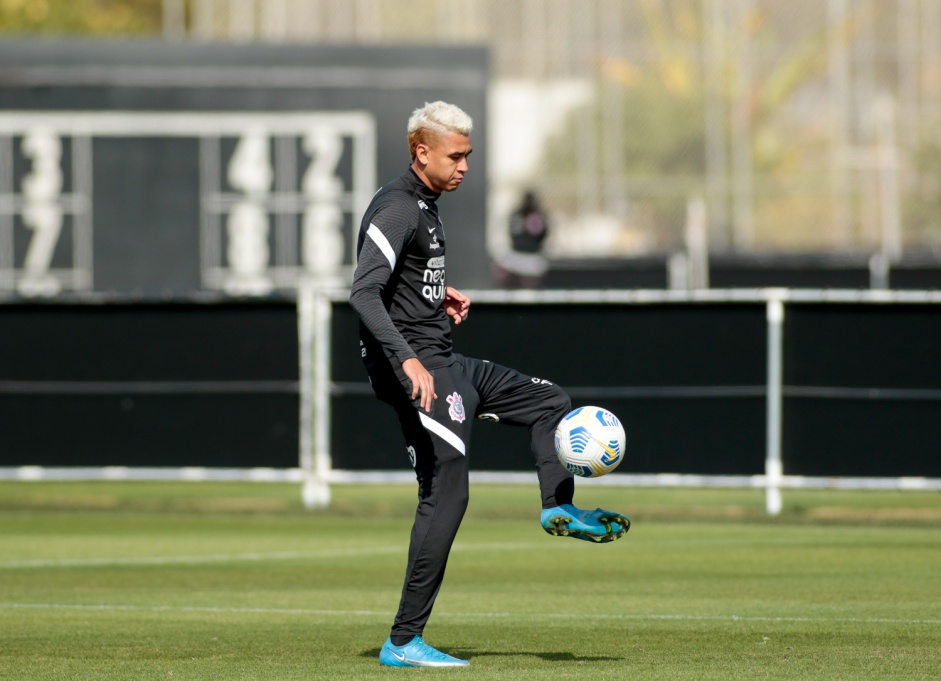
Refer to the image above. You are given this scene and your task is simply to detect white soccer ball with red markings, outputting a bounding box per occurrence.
[554,406,626,478]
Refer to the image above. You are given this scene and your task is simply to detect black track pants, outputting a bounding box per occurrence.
[371,353,573,641]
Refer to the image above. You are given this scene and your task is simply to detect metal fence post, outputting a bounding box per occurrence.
[298,285,332,509]
[765,294,785,515]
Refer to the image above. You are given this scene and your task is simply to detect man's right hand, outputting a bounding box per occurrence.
[402,357,436,413]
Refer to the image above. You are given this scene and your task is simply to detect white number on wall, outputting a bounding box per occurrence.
[301,128,344,280]
[227,203,269,276]
[302,203,343,275]
[22,129,63,200]
[225,129,273,294]
[228,127,273,197]
[18,128,64,296]
[22,204,63,276]
[302,128,343,199]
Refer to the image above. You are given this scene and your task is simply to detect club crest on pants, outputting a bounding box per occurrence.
[446,392,466,423]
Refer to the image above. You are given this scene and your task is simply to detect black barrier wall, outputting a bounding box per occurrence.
[783,304,941,477]
[4,297,940,479]
[0,299,299,468]
[332,301,768,475]
[331,298,941,478]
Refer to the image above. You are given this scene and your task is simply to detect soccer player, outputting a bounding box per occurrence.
[349,101,630,668]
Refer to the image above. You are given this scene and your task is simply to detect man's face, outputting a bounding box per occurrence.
[416,131,472,193]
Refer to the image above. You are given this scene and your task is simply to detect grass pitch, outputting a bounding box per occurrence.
[1,481,939,680]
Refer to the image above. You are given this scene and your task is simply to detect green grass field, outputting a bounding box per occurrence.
[1,481,939,680]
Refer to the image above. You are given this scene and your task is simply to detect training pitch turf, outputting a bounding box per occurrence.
[1,481,939,680]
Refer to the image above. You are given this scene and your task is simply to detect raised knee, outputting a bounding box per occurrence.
[548,385,571,417]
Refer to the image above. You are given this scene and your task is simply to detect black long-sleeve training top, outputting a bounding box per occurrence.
[349,167,455,371]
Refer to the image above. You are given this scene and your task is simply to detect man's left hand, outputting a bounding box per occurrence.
[443,287,471,325]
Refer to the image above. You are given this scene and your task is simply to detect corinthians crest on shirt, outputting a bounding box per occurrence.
[446,392,466,423]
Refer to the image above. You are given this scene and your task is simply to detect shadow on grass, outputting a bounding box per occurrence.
[361,648,623,662]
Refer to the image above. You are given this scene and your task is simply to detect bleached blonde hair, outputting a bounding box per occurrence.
[407,101,473,160]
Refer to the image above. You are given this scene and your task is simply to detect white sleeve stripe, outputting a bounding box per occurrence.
[419,412,466,456]
[366,223,397,270]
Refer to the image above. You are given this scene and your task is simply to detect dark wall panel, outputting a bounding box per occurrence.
[333,301,768,388]
[0,300,299,468]
[890,266,941,289]
[332,301,769,474]
[334,299,941,479]
[709,264,871,289]
[0,302,298,381]
[780,303,941,476]
[785,304,941,388]
[332,393,765,475]
[448,303,767,388]
[783,398,941,477]
[544,258,668,289]
[1,394,297,468]
[5,298,940,478]
[461,396,765,475]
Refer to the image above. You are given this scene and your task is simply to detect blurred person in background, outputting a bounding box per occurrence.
[493,190,550,289]
[349,101,630,668]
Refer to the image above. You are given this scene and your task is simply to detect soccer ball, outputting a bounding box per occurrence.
[554,406,626,478]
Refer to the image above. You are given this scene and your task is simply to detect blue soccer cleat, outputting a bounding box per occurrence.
[541,503,631,543]
[379,636,470,668]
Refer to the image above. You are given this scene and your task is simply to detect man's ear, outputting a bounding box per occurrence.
[414,142,430,165]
